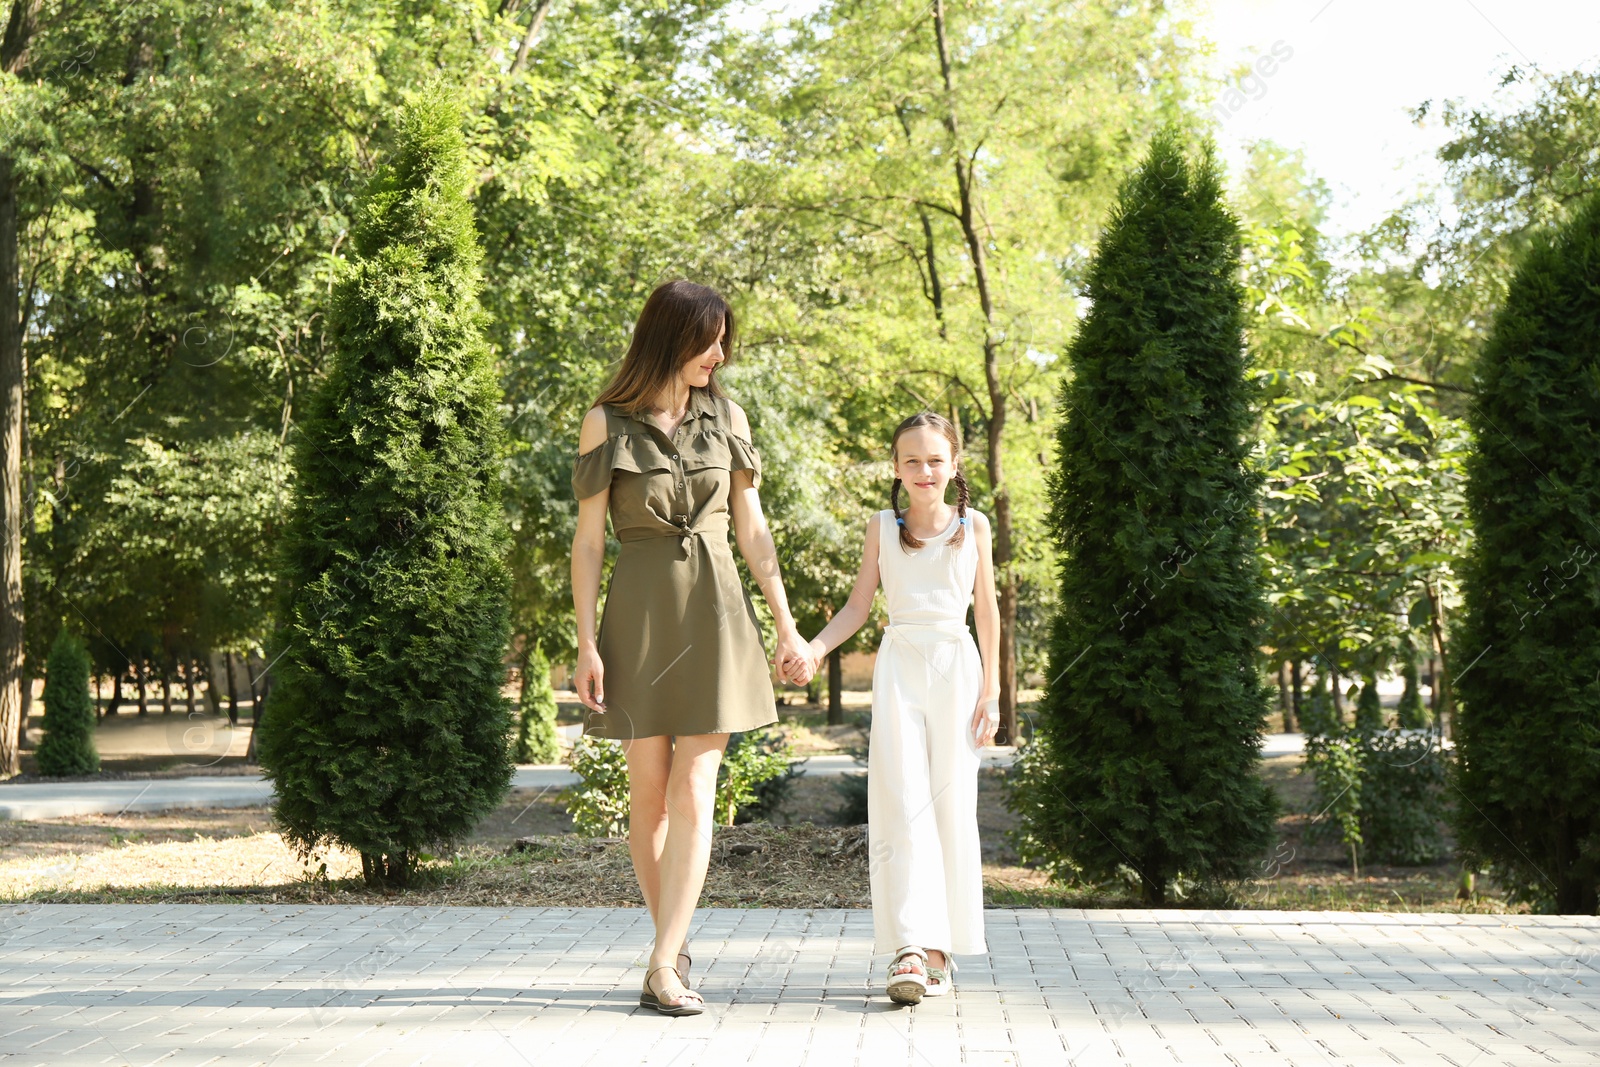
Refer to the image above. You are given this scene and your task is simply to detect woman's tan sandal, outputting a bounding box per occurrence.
[924,954,956,997]
[640,964,705,1016]
[677,944,693,988]
[886,946,929,1005]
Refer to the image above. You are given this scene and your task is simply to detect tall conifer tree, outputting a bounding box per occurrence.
[1014,127,1276,904]
[258,84,514,887]
[1452,190,1600,915]
[36,629,98,777]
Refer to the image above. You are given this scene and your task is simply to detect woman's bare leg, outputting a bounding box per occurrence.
[644,731,729,1002]
[622,736,673,921]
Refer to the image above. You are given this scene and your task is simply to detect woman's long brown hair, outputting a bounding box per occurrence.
[592,279,737,416]
[889,412,970,553]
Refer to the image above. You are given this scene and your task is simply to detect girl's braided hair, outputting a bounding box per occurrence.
[889,411,969,554]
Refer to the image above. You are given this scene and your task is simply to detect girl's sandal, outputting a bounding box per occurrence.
[640,964,705,1016]
[923,954,956,997]
[886,946,929,1005]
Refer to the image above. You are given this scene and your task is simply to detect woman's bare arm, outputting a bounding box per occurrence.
[570,405,610,711]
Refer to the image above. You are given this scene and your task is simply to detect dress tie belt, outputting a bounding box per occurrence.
[617,512,731,559]
[883,619,972,643]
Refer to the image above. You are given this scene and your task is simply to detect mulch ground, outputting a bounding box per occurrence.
[0,757,1528,912]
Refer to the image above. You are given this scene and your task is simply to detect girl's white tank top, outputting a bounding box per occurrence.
[877,507,980,627]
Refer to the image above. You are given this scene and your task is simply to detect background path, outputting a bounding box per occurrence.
[0,905,1593,1066]
[0,735,1318,820]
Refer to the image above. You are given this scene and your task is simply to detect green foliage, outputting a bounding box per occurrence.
[1305,728,1450,869]
[36,629,98,777]
[1260,367,1472,698]
[1020,127,1278,905]
[717,728,795,827]
[514,646,560,764]
[1299,670,1337,737]
[1396,640,1429,729]
[1451,188,1600,914]
[256,85,515,888]
[831,773,871,828]
[1359,733,1450,866]
[1303,732,1363,871]
[561,734,630,838]
[1354,674,1385,732]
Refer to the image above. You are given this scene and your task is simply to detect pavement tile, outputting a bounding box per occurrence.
[0,906,1597,1065]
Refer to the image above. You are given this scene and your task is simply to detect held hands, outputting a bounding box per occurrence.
[970,694,1001,749]
[778,634,822,687]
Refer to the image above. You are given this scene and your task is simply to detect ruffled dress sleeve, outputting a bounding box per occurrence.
[726,432,763,489]
[571,436,618,500]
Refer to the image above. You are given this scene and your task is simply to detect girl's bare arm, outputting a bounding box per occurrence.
[971,511,1001,701]
[806,513,882,660]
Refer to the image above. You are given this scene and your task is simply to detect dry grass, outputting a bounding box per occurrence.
[0,752,1532,914]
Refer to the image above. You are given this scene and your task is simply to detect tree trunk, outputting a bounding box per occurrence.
[827,646,843,726]
[1330,668,1344,722]
[243,652,261,720]
[0,149,23,779]
[224,652,238,726]
[1277,660,1296,732]
[200,656,219,715]
[106,666,124,716]
[160,659,173,714]
[1290,659,1303,731]
[0,1,43,779]
[136,660,148,715]
[1423,582,1454,740]
[931,0,1018,744]
[243,653,262,762]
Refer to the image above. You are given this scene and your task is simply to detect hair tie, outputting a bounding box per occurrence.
[895,516,905,525]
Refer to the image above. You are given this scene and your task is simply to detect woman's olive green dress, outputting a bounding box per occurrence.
[571,386,779,740]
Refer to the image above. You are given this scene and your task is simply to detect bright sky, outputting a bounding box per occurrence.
[734,1,1600,248]
[1186,0,1600,242]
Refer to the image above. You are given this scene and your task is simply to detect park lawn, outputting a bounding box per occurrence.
[0,755,1530,913]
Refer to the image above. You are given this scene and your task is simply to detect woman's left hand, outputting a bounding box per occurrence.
[775,628,812,686]
[970,694,1000,748]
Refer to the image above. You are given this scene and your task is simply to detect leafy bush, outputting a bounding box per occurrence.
[1359,731,1450,865]
[831,772,870,826]
[1305,727,1450,869]
[725,728,801,825]
[561,726,798,835]
[831,737,869,825]
[1396,643,1429,729]
[561,734,630,837]
[1354,674,1384,731]
[1303,731,1362,867]
[514,646,561,764]
[37,629,99,777]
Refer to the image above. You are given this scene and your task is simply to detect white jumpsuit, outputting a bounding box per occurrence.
[868,506,988,958]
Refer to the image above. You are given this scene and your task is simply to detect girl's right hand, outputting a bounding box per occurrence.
[574,646,606,712]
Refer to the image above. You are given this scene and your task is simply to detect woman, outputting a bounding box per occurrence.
[570,279,810,1016]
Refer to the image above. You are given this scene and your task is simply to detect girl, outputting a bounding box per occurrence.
[782,412,1001,1005]
[572,279,812,1016]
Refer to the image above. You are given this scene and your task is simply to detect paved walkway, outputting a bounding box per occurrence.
[0,905,1593,1066]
